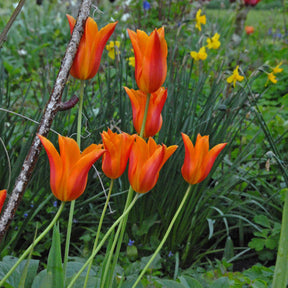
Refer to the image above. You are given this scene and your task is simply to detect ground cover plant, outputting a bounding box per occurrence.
[0,0,288,287]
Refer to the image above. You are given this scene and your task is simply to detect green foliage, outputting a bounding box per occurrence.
[248,215,281,261]
[0,0,287,286]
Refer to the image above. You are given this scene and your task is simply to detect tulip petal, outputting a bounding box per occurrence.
[67,148,105,201]
[199,143,227,183]
[88,21,118,79]
[0,189,7,213]
[66,14,76,35]
[38,134,63,195]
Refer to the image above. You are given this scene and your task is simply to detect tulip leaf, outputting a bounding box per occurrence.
[37,223,64,288]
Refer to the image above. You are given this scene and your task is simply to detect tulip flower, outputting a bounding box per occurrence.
[190,46,207,61]
[195,9,206,31]
[128,136,177,193]
[127,27,167,94]
[245,26,254,35]
[124,87,167,138]
[0,189,7,213]
[66,14,117,80]
[38,134,105,201]
[101,129,135,179]
[181,133,227,185]
[206,33,221,49]
[227,65,244,87]
[244,0,261,6]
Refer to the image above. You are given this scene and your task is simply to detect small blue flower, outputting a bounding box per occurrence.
[73,218,78,223]
[168,251,173,257]
[30,204,34,208]
[143,0,151,11]
[53,201,58,207]
[128,239,135,246]
[24,213,28,218]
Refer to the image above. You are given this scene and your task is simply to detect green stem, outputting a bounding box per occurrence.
[102,92,151,287]
[139,93,150,138]
[0,202,65,286]
[83,180,114,288]
[67,194,139,288]
[77,80,85,146]
[132,185,192,288]
[63,80,85,281]
[101,186,134,288]
[272,188,288,288]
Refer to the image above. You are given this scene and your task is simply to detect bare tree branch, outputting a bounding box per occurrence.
[0,0,26,48]
[0,0,92,242]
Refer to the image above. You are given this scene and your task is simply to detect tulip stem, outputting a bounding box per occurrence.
[0,202,65,287]
[63,79,85,284]
[83,179,114,288]
[67,194,139,288]
[132,184,192,288]
[101,185,135,288]
[77,80,85,147]
[139,93,150,138]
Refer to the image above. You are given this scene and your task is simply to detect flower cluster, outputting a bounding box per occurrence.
[190,10,221,62]
[35,15,226,203]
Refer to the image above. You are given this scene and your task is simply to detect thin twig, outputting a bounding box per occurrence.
[0,0,26,48]
[0,0,92,242]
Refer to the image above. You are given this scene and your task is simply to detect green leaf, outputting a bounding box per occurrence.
[156,279,186,288]
[178,275,203,288]
[223,236,234,261]
[210,277,230,288]
[265,238,278,250]
[0,256,39,288]
[254,215,270,228]
[248,238,265,251]
[38,223,64,288]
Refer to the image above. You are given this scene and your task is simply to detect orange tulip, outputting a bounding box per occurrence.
[127,28,167,94]
[128,136,177,193]
[101,129,136,179]
[0,189,7,213]
[124,87,167,138]
[181,133,227,185]
[245,26,254,35]
[67,14,117,80]
[38,134,105,201]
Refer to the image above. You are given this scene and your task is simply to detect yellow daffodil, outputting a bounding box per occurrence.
[195,9,206,31]
[266,72,277,85]
[206,33,221,49]
[106,41,120,60]
[190,46,207,61]
[272,62,283,74]
[227,65,244,87]
[128,56,135,67]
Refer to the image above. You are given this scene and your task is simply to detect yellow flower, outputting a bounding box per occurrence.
[106,41,120,60]
[190,46,207,61]
[128,56,135,67]
[207,33,221,49]
[227,65,244,87]
[266,72,277,85]
[272,62,283,74]
[195,9,206,31]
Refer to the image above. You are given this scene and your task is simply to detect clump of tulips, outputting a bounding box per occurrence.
[0,11,227,288]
